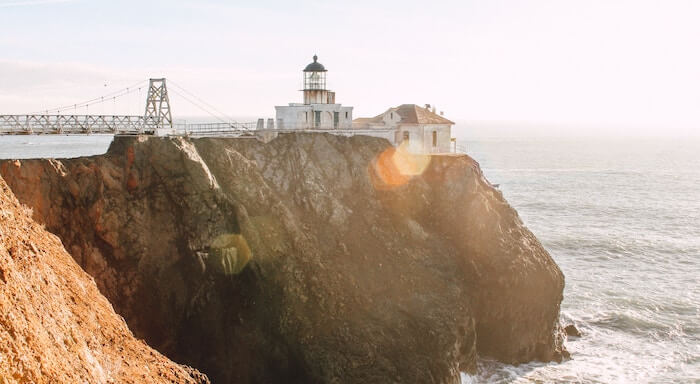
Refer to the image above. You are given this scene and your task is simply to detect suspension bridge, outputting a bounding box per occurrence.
[0,78,258,136]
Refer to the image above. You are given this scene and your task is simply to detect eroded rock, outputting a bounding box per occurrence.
[565,324,582,338]
[0,175,209,383]
[0,133,566,383]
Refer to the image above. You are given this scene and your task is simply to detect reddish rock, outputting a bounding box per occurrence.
[1,134,566,383]
[0,176,209,383]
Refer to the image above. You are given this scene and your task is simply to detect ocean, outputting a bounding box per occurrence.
[463,137,700,383]
[0,135,698,383]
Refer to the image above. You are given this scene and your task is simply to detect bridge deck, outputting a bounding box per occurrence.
[0,115,158,135]
[0,115,396,138]
[0,115,262,136]
[0,115,415,146]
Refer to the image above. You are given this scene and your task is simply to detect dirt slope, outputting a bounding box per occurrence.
[0,176,208,384]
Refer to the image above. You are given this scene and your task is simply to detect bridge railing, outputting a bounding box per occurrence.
[172,124,398,139]
[0,115,405,141]
[173,122,258,136]
[0,115,160,135]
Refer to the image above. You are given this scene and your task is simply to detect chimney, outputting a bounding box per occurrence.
[425,104,431,109]
[440,111,444,116]
[432,105,436,113]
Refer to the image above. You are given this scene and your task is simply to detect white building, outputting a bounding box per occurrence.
[275,55,353,130]
[353,104,455,153]
[272,56,455,153]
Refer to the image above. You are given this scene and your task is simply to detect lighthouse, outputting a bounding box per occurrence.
[275,55,353,130]
[303,55,334,104]
[270,55,454,153]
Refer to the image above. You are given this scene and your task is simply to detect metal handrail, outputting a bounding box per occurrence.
[454,144,468,154]
[0,114,158,135]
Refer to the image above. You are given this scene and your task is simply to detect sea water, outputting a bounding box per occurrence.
[0,135,113,159]
[462,137,700,383]
[0,135,698,383]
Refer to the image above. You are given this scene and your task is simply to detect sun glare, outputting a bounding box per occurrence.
[371,143,431,190]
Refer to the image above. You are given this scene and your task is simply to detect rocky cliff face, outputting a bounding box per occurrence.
[0,134,566,383]
[0,175,209,383]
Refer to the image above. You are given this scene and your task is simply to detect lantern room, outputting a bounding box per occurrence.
[302,55,335,104]
[303,55,327,90]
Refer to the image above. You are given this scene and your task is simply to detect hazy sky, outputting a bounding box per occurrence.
[1,0,699,136]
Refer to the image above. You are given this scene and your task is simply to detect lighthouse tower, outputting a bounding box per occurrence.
[275,55,353,129]
[302,55,335,104]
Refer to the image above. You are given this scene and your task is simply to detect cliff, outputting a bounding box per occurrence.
[0,134,566,383]
[0,176,209,383]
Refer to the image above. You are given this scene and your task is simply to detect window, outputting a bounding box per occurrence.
[305,112,308,122]
[432,131,437,147]
[390,112,394,119]
[403,131,410,144]
[345,111,348,119]
[314,111,321,128]
[334,112,339,128]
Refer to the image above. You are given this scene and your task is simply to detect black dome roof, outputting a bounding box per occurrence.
[303,55,327,72]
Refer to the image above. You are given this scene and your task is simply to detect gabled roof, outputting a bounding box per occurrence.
[353,104,454,125]
[394,104,454,125]
[352,117,377,124]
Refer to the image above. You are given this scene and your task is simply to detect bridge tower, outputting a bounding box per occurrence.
[144,78,173,135]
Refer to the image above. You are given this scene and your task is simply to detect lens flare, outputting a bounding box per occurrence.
[209,233,252,275]
[371,143,431,190]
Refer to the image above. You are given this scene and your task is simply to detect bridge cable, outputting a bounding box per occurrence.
[167,80,238,123]
[32,84,144,115]
[167,88,231,125]
[28,79,149,115]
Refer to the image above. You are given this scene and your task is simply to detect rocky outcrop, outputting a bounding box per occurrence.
[0,176,209,383]
[565,324,582,338]
[0,134,566,383]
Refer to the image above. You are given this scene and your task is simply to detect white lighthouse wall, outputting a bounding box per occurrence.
[275,104,353,130]
[423,124,452,153]
[397,124,452,153]
[275,105,311,129]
